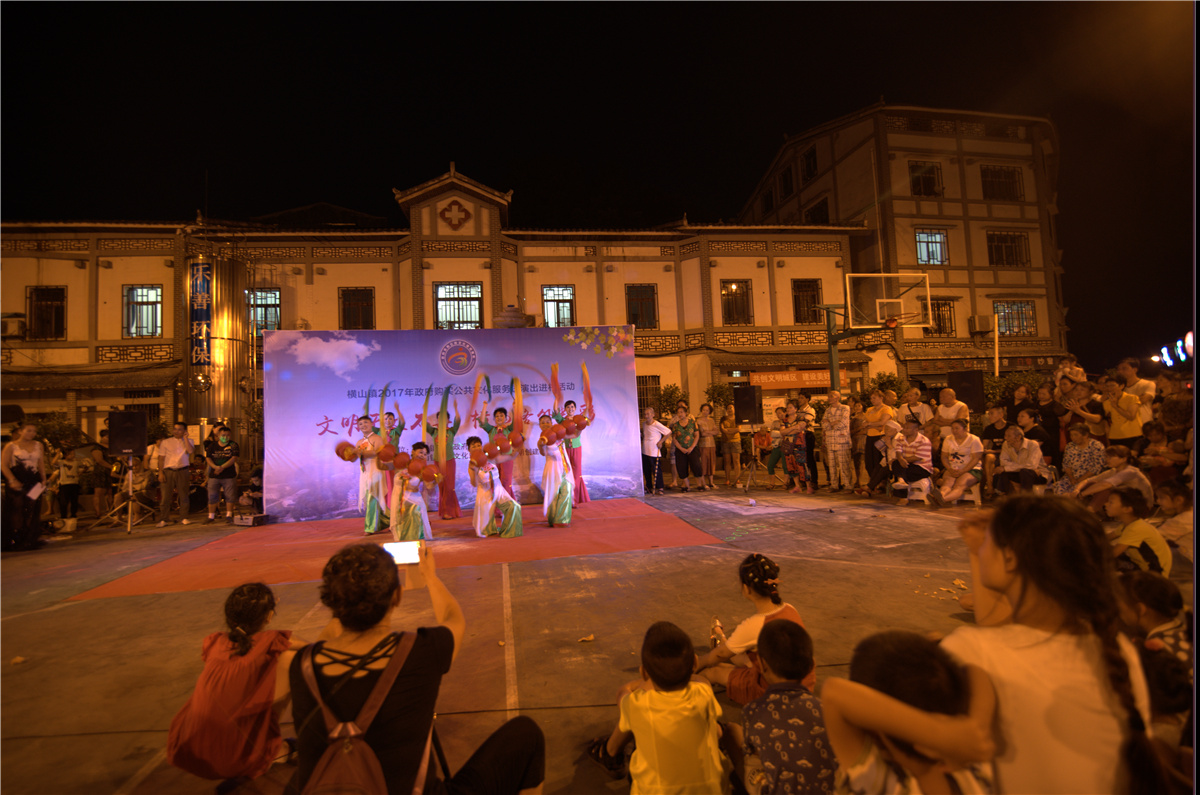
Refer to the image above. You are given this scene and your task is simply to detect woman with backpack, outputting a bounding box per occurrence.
[287,543,545,795]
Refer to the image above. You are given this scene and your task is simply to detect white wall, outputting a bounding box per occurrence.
[2,256,91,341]
[708,257,769,327]
[601,260,677,331]
[97,256,176,340]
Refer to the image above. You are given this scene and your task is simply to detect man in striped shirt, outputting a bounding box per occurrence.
[891,418,946,507]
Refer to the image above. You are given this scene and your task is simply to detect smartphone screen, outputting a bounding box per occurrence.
[383,541,422,565]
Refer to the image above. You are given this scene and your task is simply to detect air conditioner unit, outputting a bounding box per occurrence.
[1,318,26,339]
[968,315,994,335]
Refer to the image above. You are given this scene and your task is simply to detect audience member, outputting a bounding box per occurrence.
[1003,383,1036,425]
[670,402,703,492]
[793,395,820,488]
[1154,479,1193,564]
[640,407,671,496]
[288,544,544,795]
[1153,370,1193,442]
[943,498,1165,795]
[697,553,816,702]
[857,420,902,497]
[112,456,157,524]
[823,631,995,795]
[239,467,264,514]
[1052,424,1108,496]
[1071,445,1154,513]
[52,444,82,524]
[589,621,732,793]
[822,391,853,493]
[993,425,1049,496]
[1053,353,1087,386]
[720,406,742,488]
[930,388,970,443]
[1116,357,1157,427]
[1116,571,1192,671]
[1133,421,1186,486]
[1064,380,1108,443]
[1,421,47,551]
[848,397,866,490]
[890,418,946,507]
[781,413,813,495]
[1035,383,1069,467]
[1103,377,1144,448]
[157,422,195,527]
[203,425,239,525]
[1015,408,1053,464]
[739,621,836,795]
[938,419,984,504]
[764,406,788,489]
[863,391,895,491]
[897,387,933,434]
[1107,487,1172,576]
[168,583,301,792]
[1135,647,1193,778]
[91,430,114,518]
[696,403,720,491]
[979,404,1008,498]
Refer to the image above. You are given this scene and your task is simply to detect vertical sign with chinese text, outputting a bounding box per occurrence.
[189,259,212,366]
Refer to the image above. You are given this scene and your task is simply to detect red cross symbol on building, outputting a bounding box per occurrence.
[439,200,472,231]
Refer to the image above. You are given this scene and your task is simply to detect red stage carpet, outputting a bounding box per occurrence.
[69,498,716,601]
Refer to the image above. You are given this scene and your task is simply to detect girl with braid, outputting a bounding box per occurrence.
[941,497,1166,795]
[169,583,305,791]
[696,553,816,705]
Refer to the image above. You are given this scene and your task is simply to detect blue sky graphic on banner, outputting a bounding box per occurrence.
[262,326,641,522]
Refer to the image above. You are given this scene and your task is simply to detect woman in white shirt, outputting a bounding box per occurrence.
[938,419,984,503]
[640,408,671,496]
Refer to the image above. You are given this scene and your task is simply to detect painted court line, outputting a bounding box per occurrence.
[112,748,166,795]
[501,563,518,721]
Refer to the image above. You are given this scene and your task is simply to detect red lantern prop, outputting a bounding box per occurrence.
[393,451,411,470]
[470,449,486,467]
[408,459,424,477]
[550,423,566,439]
[377,444,397,463]
[484,442,501,459]
[335,441,357,461]
[497,436,512,454]
[563,420,578,435]
[508,430,525,448]
[421,465,437,482]
[574,416,589,431]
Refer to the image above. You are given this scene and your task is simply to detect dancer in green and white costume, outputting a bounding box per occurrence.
[466,436,522,538]
[390,442,434,541]
[536,415,573,527]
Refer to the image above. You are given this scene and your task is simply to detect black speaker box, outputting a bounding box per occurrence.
[946,370,986,413]
[107,411,148,457]
[732,384,763,425]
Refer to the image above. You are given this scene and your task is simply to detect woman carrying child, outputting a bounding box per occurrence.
[168,583,301,791]
[781,410,813,495]
[697,553,815,704]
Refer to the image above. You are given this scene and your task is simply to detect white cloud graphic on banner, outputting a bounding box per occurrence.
[271,332,381,380]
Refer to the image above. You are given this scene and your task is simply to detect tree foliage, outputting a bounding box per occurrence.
[657,383,684,418]
[704,382,735,410]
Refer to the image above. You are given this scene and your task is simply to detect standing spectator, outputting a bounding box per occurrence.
[764,406,788,488]
[1053,373,1079,404]
[719,405,741,488]
[144,433,163,505]
[52,444,82,525]
[1064,380,1108,443]
[930,387,970,442]
[898,387,934,432]
[696,403,719,491]
[1003,383,1036,425]
[203,425,239,524]
[793,394,820,488]
[640,407,671,496]
[157,422,195,527]
[939,419,984,504]
[1103,377,1144,448]
[1053,353,1087,385]
[863,390,895,490]
[91,430,114,518]
[993,425,1049,496]
[849,397,866,490]
[822,390,853,492]
[782,413,813,495]
[670,402,703,492]
[890,418,946,506]
[882,389,898,409]
[1052,424,1108,496]
[1036,382,1070,468]
[2,422,47,551]
[1117,357,1157,427]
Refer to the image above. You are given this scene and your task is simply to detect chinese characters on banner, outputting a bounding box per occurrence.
[189,259,213,366]
[748,369,849,390]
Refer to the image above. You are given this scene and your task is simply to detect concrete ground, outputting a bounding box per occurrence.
[2,482,1192,795]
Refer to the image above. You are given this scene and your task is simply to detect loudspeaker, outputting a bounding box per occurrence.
[947,371,986,413]
[107,411,148,457]
[732,384,763,425]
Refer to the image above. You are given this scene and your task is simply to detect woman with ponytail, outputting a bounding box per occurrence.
[942,497,1166,794]
[169,583,302,791]
[696,553,816,704]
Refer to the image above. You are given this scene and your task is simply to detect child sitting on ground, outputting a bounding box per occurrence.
[821,630,996,795]
[589,621,733,793]
[1154,478,1194,564]
[1117,570,1193,673]
[168,583,304,793]
[1071,445,1154,513]
[740,621,837,795]
[1106,486,1173,576]
[466,436,522,538]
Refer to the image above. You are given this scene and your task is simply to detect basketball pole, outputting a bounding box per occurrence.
[820,304,889,393]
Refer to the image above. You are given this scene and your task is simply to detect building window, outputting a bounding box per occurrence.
[908,161,943,197]
[915,229,949,265]
[803,198,829,225]
[779,167,794,199]
[924,299,957,338]
[26,286,66,340]
[791,279,823,324]
[541,285,576,328]
[720,279,754,326]
[625,284,658,330]
[339,287,375,330]
[248,288,281,336]
[122,285,163,338]
[123,391,163,424]
[761,189,775,215]
[993,300,1037,337]
[636,375,661,415]
[986,231,1031,267]
[981,165,1025,201]
[434,282,483,329]
[801,147,818,182]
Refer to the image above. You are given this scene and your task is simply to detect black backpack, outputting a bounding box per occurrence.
[300,632,433,795]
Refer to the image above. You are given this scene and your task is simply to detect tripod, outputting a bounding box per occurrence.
[89,456,152,534]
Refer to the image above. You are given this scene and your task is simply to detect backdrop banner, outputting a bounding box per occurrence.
[262,326,641,522]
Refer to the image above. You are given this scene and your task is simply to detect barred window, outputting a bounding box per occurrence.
[636,375,662,415]
[248,288,281,336]
[803,198,829,225]
[924,299,957,338]
[122,285,162,338]
[981,165,1025,201]
[779,167,794,199]
[791,279,822,324]
[994,300,1037,337]
[626,284,658,330]
[434,282,483,330]
[339,287,375,330]
[987,231,1031,267]
[801,147,818,182]
[721,280,754,326]
[27,286,66,340]
[542,285,576,328]
[915,229,949,265]
[909,161,943,197]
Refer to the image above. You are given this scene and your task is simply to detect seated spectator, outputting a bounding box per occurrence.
[1015,408,1054,465]
[739,621,836,795]
[979,404,1008,498]
[1154,479,1194,563]
[1136,647,1194,768]
[1133,421,1187,487]
[1103,377,1144,448]
[993,425,1049,496]
[112,456,157,523]
[239,466,264,514]
[1003,383,1036,425]
[1053,423,1109,496]
[943,498,1166,793]
[169,584,302,792]
[1153,370,1194,442]
[1117,571,1192,673]
[1107,487,1172,576]
[889,418,946,507]
[1063,380,1108,443]
[697,554,815,702]
[1071,445,1154,513]
[822,631,995,795]
[288,544,544,795]
[857,419,902,497]
[938,419,984,504]
[589,621,732,792]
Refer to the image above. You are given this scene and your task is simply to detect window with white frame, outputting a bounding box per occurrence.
[434,282,483,329]
[542,285,576,328]
[915,229,949,265]
[122,285,163,338]
[248,288,281,336]
[993,300,1037,337]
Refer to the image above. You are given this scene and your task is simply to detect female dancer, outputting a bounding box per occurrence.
[425,401,462,520]
[537,415,573,527]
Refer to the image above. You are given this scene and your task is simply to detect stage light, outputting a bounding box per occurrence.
[1160,346,1174,367]
[1176,340,1186,362]
[1152,355,1161,362]
[1186,332,1194,358]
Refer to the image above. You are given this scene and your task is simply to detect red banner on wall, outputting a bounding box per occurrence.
[748,369,849,390]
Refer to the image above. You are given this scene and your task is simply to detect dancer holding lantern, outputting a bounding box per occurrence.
[467,436,523,538]
[375,395,404,508]
[390,442,437,541]
[350,415,389,536]
[551,362,593,506]
[479,403,515,497]
[537,414,573,527]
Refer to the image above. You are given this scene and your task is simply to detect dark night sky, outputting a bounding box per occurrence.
[2,3,1194,373]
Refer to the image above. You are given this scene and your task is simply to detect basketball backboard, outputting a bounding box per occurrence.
[845,272,931,329]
